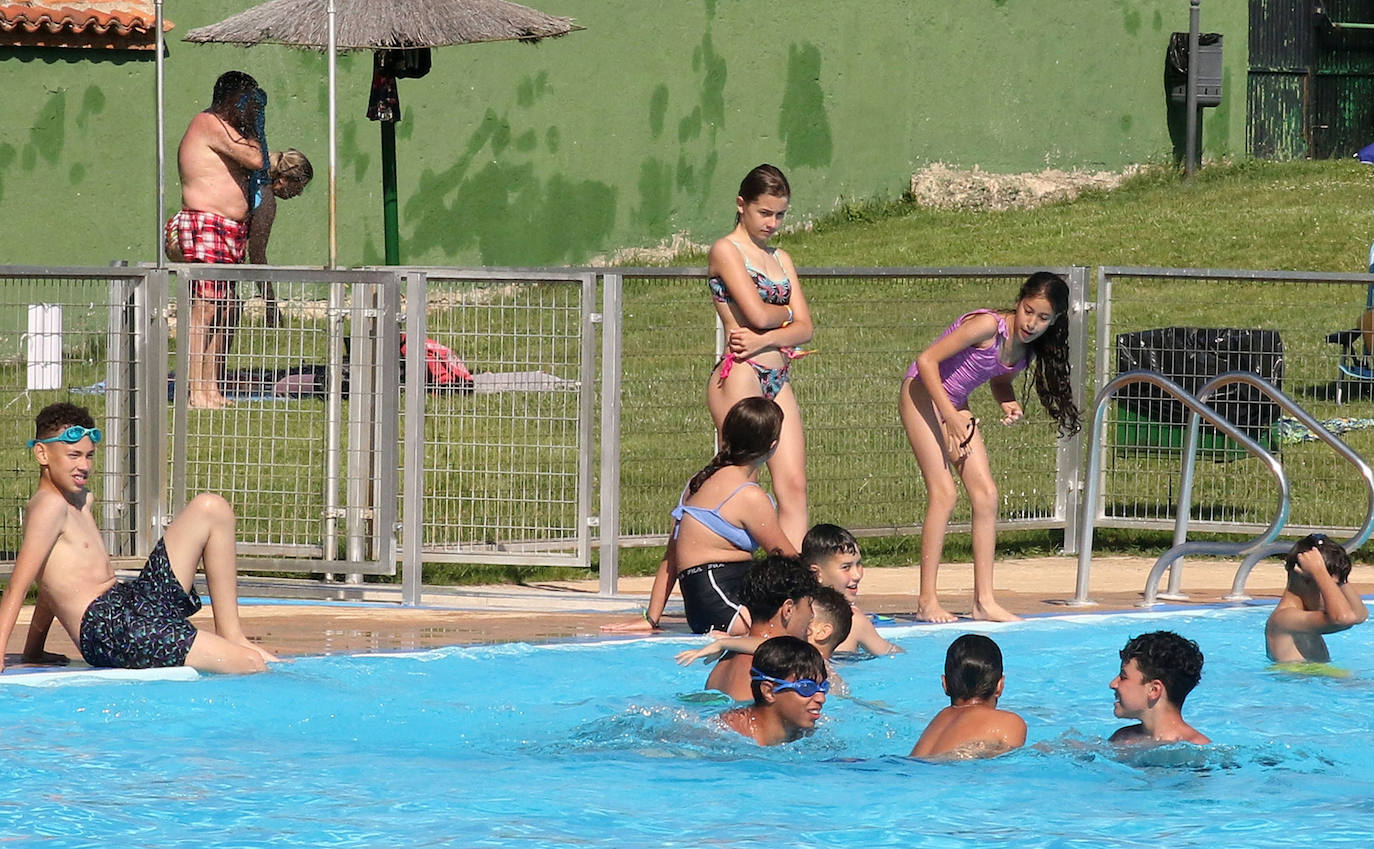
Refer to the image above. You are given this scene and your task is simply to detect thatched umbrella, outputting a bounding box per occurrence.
[182,0,581,266]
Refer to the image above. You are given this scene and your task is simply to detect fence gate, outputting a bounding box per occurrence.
[164,266,401,576]
[399,269,598,604]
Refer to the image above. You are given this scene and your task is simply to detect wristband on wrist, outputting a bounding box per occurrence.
[781,306,794,328]
[643,609,659,628]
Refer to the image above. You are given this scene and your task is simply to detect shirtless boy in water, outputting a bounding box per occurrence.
[1109,631,1209,745]
[719,636,829,746]
[1266,534,1368,664]
[910,634,1026,759]
[0,403,277,674]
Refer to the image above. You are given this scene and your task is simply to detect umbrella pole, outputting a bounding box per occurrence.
[328,0,338,268]
[382,120,399,265]
[155,0,165,268]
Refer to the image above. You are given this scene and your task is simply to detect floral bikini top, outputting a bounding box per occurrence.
[708,240,792,306]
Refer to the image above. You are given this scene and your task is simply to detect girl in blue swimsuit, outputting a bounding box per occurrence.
[706,164,813,548]
[602,397,798,634]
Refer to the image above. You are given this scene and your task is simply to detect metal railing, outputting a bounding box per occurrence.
[1073,371,1290,606]
[3,262,1374,603]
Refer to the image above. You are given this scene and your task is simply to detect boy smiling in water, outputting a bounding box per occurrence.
[0,403,277,674]
[1266,534,1367,664]
[802,523,901,655]
[720,636,829,745]
[1109,631,1209,745]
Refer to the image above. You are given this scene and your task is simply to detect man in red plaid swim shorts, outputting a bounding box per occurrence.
[168,71,267,409]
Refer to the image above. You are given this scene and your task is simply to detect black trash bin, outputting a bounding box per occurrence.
[1115,327,1284,459]
[1166,32,1223,107]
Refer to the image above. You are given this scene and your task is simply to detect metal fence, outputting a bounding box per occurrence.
[398,268,597,603]
[1094,267,1374,537]
[0,266,156,563]
[2,262,1370,602]
[609,267,1090,548]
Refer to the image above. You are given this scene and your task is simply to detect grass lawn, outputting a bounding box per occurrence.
[8,159,1374,587]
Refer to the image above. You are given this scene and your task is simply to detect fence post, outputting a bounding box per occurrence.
[371,272,402,576]
[598,273,624,596]
[577,273,599,573]
[344,278,378,581]
[1059,266,1091,554]
[142,267,171,554]
[401,272,428,605]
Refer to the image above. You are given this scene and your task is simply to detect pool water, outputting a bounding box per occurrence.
[4,604,1374,848]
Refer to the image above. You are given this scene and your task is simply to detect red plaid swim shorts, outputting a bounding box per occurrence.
[164,209,248,301]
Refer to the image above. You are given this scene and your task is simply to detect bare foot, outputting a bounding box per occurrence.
[915,601,959,624]
[972,600,1023,622]
[189,390,228,410]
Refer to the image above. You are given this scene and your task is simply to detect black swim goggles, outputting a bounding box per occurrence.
[28,425,102,448]
[749,669,830,698]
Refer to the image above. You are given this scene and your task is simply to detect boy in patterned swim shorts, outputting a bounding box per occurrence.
[0,403,278,674]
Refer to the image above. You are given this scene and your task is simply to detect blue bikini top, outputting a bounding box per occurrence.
[671,482,768,552]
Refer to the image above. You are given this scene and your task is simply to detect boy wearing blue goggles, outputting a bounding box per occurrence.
[0,402,279,677]
[720,636,829,746]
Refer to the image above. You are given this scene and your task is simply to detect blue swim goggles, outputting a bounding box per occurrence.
[749,668,830,698]
[28,425,102,448]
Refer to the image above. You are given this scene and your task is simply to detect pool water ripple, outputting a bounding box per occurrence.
[3,606,1374,847]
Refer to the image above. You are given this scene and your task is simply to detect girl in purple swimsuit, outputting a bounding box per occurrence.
[706,165,814,548]
[899,272,1081,624]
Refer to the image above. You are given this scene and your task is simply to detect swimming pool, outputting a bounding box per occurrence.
[3,603,1371,848]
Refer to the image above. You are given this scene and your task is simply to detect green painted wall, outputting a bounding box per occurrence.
[0,1,1247,267]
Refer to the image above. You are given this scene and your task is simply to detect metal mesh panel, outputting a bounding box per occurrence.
[1095,269,1374,534]
[408,271,590,560]
[167,268,396,570]
[618,268,1073,542]
[0,268,147,559]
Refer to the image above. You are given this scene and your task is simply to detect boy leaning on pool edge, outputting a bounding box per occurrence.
[1266,534,1368,665]
[0,402,277,674]
[1109,631,1209,745]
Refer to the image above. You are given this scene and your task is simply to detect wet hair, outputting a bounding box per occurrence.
[1119,631,1203,707]
[750,636,826,704]
[1284,533,1352,585]
[272,148,314,188]
[34,402,95,440]
[687,397,783,495]
[809,585,853,651]
[944,634,1004,702]
[1016,271,1081,437]
[209,71,265,140]
[734,164,790,223]
[738,555,818,624]
[800,523,859,566]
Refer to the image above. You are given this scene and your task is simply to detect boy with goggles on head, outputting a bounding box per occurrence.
[720,636,829,745]
[1266,534,1368,665]
[0,403,278,674]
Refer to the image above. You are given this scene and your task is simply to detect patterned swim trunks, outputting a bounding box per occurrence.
[78,538,203,669]
[164,208,248,301]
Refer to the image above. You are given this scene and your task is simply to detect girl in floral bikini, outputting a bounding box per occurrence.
[900,272,1081,623]
[707,164,813,547]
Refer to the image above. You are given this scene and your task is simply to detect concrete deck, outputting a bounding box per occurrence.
[8,554,1357,663]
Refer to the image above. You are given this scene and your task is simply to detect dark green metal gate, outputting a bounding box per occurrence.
[1249,0,1374,159]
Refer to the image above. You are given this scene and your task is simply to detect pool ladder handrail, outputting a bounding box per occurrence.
[1200,373,1374,601]
[1072,370,1290,606]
